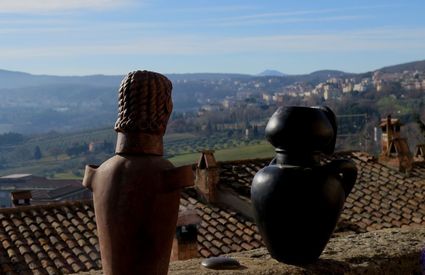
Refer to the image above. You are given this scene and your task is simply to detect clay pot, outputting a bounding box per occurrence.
[251,106,357,265]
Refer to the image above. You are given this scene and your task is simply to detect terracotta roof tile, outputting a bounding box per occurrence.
[179,188,264,258]
[0,201,100,274]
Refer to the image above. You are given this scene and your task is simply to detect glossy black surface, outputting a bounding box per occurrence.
[265,106,336,155]
[251,106,357,265]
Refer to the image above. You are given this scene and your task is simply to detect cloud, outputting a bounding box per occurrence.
[1,28,424,59]
[171,4,258,13]
[0,0,130,13]
[203,15,367,27]
[201,4,401,26]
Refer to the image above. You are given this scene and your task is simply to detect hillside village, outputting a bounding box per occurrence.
[197,68,425,110]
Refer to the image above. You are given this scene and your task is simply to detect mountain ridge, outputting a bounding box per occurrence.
[1,59,425,89]
[258,70,286,77]
[377,59,425,73]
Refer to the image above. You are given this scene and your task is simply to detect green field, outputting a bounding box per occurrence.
[0,141,274,178]
[0,127,274,179]
[52,172,84,180]
[168,140,274,166]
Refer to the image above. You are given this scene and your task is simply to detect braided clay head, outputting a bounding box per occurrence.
[114,70,173,136]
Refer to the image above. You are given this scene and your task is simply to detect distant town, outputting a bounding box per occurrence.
[195,69,425,111]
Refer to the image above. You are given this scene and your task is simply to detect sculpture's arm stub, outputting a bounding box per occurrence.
[160,165,194,193]
[82,164,99,191]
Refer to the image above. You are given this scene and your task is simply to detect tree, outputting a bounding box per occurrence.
[48,146,63,160]
[253,125,259,137]
[0,132,24,146]
[34,146,42,160]
[416,115,425,138]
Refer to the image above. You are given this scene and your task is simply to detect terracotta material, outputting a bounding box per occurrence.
[251,106,357,265]
[379,115,413,172]
[82,70,193,275]
[171,209,201,261]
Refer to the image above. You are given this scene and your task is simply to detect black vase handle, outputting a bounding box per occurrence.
[316,106,337,155]
[326,159,357,197]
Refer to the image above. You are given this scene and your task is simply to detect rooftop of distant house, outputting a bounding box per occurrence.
[0,173,33,179]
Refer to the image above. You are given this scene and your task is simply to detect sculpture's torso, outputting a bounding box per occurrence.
[88,155,180,274]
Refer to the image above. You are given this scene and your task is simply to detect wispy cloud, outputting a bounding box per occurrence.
[1,27,424,59]
[0,14,368,36]
[202,4,401,27]
[0,0,131,13]
[171,4,258,13]
[203,15,367,27]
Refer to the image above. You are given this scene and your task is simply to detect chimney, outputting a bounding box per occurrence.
[11,190,32,207]
[414,144,425,162]
[195,150,219,203]
[386,115,392,152]
[380,115,402,154]
[170,209,201,261]
[379,116,413,173]
[88,142,96,152]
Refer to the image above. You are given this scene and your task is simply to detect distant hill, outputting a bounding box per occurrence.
[0,69,123,89]
[308,70,351,78]
[0,70,251,89]
[378,60,425,73]
[2,60,424,90]
[258,70,286,77]
[167,73,251,81]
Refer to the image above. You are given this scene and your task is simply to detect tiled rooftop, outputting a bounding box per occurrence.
[0,201,100,274]
[0,176,81,190]
[180,189,263,258]
[0,190,264,274]
[31,185,88,202]
[336,152,425,232]
[219,158,270,201]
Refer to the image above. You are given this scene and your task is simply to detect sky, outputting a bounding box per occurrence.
[0,0,424,75]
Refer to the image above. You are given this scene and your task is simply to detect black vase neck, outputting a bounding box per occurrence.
[274,149,320,166]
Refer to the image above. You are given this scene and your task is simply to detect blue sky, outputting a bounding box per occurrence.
[0,0,424,75]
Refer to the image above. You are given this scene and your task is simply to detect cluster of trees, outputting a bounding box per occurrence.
[168,103,274,136]
[0,132,25,146]
[0,138,115,172]
[37,140,115,160]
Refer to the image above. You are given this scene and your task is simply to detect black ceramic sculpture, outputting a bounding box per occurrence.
[251,106,357,265]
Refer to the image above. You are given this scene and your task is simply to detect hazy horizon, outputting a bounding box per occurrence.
[2,58,424,77]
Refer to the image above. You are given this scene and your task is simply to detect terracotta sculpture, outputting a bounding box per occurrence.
[82,70,193,275]
[251,106,357,265]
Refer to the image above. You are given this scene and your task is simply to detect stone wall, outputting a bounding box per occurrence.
[76,226,425,275]
[170,227,425,275]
